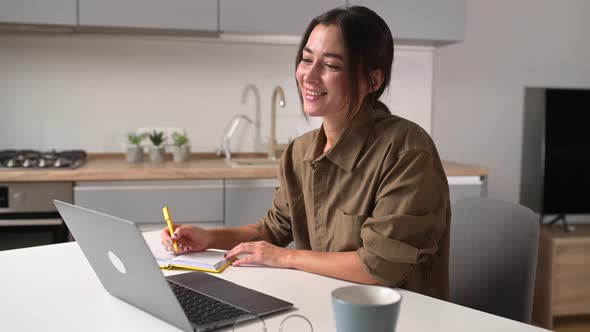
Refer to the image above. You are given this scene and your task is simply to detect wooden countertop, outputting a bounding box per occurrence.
[0,153,488,182]
[442,160,489,177]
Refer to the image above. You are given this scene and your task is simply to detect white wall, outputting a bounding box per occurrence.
[0,34,302,153]
[0,33,434,154]
[432,0,590,203]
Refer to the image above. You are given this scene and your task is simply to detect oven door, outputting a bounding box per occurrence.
[0,182,72,250]
[0,213,68,251]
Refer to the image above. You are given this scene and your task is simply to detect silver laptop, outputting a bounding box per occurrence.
[54,200,292,332]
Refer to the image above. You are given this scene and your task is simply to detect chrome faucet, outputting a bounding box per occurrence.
[217,114,253,160]
[269,86,286,159]
[241,84,262,152]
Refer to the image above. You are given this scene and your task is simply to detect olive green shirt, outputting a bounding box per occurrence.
[260,103,451,300]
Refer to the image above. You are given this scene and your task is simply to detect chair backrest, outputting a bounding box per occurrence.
[450,197,539,323]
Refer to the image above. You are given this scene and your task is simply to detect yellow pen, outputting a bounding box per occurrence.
[162,206,178,252]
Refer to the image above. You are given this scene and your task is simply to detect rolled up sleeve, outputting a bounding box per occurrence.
[358,150,449,288]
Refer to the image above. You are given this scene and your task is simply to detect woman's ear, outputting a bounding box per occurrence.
[370,69,384,92]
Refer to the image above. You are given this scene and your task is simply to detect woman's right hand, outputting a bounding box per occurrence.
[160,224,209,255]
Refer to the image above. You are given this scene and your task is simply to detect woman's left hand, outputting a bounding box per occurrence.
[225,241,291,268]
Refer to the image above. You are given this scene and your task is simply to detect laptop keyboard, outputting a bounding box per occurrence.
[168,280,249,326]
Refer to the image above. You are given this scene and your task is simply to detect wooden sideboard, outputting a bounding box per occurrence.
[533,224,590,329]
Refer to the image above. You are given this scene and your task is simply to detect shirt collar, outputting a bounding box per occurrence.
[303,102,376,172]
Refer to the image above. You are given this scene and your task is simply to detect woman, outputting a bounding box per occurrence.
[161,6,451,300]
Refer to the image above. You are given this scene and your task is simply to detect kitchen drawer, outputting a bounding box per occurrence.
[74,180,223,224]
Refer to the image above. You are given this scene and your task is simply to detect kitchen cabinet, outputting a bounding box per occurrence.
[222,0,464,42]
[74,180,224,231]
[74,178,279,233]
[349,0,465,43]
[0,0,463,43]
[78,0,218,32]
[448,176,486,205]
[72,176,483,226]
[224,179,278,228]
[0,0,76,26]
[533,225,590,329]
[220,0,345,35]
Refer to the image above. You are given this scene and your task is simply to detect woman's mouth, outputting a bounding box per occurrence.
[304,88,327,100]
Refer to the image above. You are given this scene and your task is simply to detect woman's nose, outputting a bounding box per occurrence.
[304,62,321,82]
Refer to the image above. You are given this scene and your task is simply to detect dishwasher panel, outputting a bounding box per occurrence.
[74,180,223,224]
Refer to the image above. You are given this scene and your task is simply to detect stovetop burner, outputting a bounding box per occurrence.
[0,150,87,169]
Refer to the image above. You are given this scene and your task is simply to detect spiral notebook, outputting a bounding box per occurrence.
[148,241,234,273]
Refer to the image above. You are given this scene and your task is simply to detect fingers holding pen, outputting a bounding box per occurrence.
[172,225,192,240]
[161,239,192,255]
[175,239,193,254]
[160,224,192,254]
[160,227,172,243]
[160,224,209,254]
[161,223,182,242]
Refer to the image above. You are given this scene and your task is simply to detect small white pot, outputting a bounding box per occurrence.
[149,146,165,163]
[173,145,191,162]
[126,146,143,163]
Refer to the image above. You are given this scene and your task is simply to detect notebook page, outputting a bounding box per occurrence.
[146,239,176,266]
[146,239,229,270]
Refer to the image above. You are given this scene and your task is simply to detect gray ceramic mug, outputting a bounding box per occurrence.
[331,285,402,332]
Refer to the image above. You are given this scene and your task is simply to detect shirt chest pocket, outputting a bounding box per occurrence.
[329,209,368,251]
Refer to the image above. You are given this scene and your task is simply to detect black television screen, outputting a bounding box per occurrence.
[543,88,590,214]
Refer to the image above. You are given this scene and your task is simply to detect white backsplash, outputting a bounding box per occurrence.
[0,33,433,153]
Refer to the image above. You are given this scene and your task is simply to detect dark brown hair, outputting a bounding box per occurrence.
[296,6,394,118]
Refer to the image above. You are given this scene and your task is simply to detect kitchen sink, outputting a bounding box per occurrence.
[226,158,280,167]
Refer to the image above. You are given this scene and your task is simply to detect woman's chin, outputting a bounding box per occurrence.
[303,108,324,117]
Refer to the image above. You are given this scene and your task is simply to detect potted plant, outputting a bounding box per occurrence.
[147,130,167,163]
[126,132,145,163]
[172,131,191,162]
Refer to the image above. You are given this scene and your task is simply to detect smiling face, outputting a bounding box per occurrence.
[296,24,354,122]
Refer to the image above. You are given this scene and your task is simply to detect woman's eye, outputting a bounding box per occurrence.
[301,58,312,64]
[325,63,340,70]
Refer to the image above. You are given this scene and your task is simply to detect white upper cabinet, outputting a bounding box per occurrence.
[78,0,218,31]
[349,0,465,42]
[0,0,76,25]
[0,0,464,42]
[220,0,346,35]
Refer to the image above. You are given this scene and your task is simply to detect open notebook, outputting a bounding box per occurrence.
[147,241,234,273]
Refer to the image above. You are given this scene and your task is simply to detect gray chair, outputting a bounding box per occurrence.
[450,197,539,323]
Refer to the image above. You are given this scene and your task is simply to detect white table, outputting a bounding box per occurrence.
[0,232,549,332]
